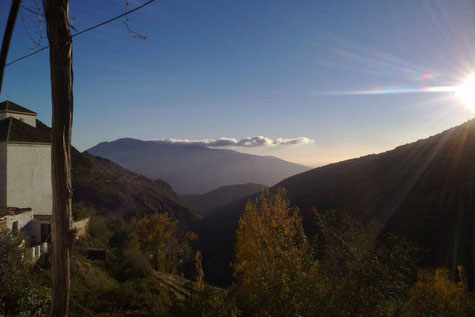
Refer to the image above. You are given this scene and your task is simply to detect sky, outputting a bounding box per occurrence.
[0,0,474,166]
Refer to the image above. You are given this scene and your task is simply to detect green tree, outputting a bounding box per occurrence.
[133,214,196,273]
[312,211,420,317]
[0,230,51,316]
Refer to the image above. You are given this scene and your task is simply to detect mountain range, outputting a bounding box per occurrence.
[196,119,475,286]
[36,121,198,226]
[87,138,310,194]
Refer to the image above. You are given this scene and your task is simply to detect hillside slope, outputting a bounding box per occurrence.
[181,183,266,216]
[197,119,475,286]
[71,150,198,224]
[87,138,310,194]
[36,121,197,225]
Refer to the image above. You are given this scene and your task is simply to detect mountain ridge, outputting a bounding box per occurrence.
[196,118,475,286]
[181,183,266,216]
[35,121,198,225]
[87,138,311,194]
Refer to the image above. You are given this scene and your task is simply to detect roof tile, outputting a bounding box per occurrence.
[0,100,37,115]
[0,117,50,143]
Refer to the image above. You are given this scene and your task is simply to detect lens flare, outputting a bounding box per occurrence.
[455,75,475,109]
[318,72,475,113]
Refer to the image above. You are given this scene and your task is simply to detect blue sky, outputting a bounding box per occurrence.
[1,0,474,166]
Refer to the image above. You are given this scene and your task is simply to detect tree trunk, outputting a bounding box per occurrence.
[44,1,74,316]
[0,0,22,95]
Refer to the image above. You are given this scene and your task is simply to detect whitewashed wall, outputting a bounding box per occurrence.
[6,143,52,215]
[0,112,37,127]
[4,209,34,230]
[0,143,6,207]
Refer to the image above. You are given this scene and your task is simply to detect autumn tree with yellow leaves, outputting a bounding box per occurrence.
[133,213,196,273]
[402,266,475,317]
[234,188,316,316]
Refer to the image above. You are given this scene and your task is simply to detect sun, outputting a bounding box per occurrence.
[455,74,475,109]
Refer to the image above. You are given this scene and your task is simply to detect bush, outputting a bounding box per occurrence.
[0,230,51,316]
[72,202,89,221]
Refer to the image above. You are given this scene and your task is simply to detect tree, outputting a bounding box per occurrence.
[234,188,315,316]
[0,230,51,316]
[43,1,75,316]
[312,211,421,317]
[133,214,196,273]
[194,251,205,288]
[0,1,74,313]
[403,266,475,317]
[0,0,22,94]
[0,1,158,315]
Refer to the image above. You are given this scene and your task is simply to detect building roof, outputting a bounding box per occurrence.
[0,117,50,143]
[0,207,32,218]
[0,100,37,115]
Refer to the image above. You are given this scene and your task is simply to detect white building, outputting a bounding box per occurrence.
[0,100,52,250]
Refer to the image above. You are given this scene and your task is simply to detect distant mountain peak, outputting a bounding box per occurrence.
[87,138,310,194]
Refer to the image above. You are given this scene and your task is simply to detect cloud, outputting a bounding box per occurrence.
[237,136,274,147]
[275,137,314,145]
[153,136,314,147]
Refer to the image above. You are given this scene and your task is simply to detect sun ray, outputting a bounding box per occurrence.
[316,72,475,114]
[454,74,475,109]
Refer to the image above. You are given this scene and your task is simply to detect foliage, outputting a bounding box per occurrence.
[68,213,207,316]
[232,189,427,316]
[195,251,205,287]
[133,214,196,273]
[6,186,471,316]
[234,188,315,316]
[311,211,421,316]
[80,278,176,317]
[171,251,240,317]
[72,202,89,221]
[172,284,240,317]
[0,230,51,316]
[402,266,475,317]
[106,219,152,282]
[85,215,113,249]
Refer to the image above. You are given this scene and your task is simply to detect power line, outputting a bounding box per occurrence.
[6,0,155,67]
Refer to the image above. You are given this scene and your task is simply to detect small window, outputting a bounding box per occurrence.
[12,221,19,232]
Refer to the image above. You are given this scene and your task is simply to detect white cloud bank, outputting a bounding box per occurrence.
[153,136,314,147]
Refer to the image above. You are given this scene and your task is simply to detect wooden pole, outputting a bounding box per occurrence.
[0,0,22,95]
[44,1,75,316]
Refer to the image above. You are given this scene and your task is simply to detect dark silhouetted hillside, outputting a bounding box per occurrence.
[196,119,475,286]
[36,120,197,225]
[87,139,310,194]
[181,183,266,216]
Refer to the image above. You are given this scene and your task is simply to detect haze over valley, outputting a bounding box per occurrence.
[87,138,310,194]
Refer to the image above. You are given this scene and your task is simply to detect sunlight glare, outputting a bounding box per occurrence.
[455,74,475,110]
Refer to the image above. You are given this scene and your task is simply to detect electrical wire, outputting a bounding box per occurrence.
[5,0,155,67]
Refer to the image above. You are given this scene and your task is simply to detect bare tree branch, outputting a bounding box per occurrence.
[0,0,22,96]
[17,0,47,50]
[19,10,43,49]
[124,0,147,40]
